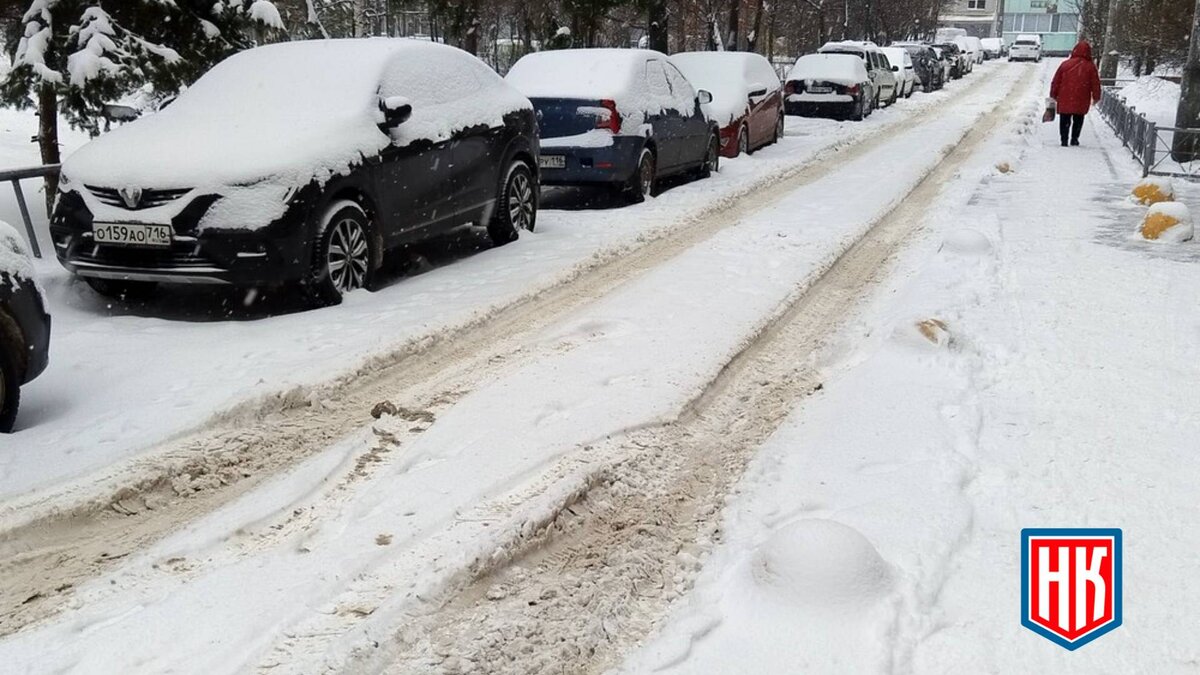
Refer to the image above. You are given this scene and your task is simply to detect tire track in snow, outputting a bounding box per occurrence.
[318,70,1035,675]
[0,70,1012,638]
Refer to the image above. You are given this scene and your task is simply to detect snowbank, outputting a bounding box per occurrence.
[1116,76,1179,127]
[786,54,868,87]
[1138,200,1193,242]
[670,52,779,127]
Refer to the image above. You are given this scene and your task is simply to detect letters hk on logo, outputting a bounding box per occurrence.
[1021,528,1122,650]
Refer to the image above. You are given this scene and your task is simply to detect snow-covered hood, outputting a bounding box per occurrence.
[63,104,386,190]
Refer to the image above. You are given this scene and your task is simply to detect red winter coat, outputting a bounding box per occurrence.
[1051,42,1102,115]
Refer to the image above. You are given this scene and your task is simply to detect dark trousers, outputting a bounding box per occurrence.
[1059,113,1084,144]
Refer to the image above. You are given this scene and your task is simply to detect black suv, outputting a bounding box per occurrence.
[51,39,539,306]
[1,224,50,432]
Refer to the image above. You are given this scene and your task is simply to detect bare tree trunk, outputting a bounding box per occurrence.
[747,0,765,53]
[1173,0,1200,160]
[649,0,669,52]
[37,83,59,217]
[463,0,480,54]
[1099,0,1122,80]
[726,0,740,50]
[353,0,368,36]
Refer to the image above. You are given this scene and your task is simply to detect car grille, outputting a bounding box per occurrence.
[72,239,220,270]
[86,185,192,210]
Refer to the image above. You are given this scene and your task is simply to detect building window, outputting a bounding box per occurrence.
[1057,13,1079,32]
[967,0,986,8]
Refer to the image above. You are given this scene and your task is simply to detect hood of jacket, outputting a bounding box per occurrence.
[1071,41,1093,60]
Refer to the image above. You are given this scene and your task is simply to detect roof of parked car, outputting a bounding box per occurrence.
[670,51,780,127]
[62,39,529,199]
[506,49,662,100]
[788,53,869,86]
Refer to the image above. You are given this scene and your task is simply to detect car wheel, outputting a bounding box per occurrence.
[737,127,750,156]
[306,202,374,306]
[0,344,18,433]
[84,277,158,301]
[851,99,865,121]
[698,133,720,178]
[488,161,537,246]
[626,148,656,203]
[774,114,784,143]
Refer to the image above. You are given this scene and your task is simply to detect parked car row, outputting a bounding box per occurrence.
[782,36,988,121]
[50,41,787,316]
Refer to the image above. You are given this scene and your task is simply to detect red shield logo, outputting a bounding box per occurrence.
[1021,528,1122,649]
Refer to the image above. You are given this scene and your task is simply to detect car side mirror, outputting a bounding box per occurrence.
[748,87,768,98]
[379,95,413,130]
[697,89,713,105]
[891,65,899,72]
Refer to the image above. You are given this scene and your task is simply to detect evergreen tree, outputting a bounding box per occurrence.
[0,0,285,210]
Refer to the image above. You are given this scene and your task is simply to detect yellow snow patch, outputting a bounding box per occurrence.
[1132,179,1173,205]
[1140,211,1180,240]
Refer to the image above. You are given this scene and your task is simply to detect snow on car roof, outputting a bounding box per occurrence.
[787,53,869,86]
[506,49,653,100]
[670,51,778,127]
[63,39,528,190]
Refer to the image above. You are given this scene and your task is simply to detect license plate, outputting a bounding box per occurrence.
[539,155,566,169]
[93,222,172,247]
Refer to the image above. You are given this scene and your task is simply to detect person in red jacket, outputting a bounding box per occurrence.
[1050,41,1103,147]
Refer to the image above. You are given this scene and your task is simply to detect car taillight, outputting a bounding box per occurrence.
[597,99,621,133]
[845,84,859,95]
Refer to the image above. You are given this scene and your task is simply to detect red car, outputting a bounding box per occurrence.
[670,51,785,158]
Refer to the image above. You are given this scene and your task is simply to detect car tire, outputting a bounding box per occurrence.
[305,201,375,307]
[84,277,158,301]
[0,342,18,433]
[698,133,720,178]
[625,148,656,203]
[738,126,750,156]
[488,161,537,246]
[773,114,784,143]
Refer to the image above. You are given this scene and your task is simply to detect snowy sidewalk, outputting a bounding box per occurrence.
[625,68,1200,672]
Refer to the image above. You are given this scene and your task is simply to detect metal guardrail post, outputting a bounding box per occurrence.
[10,178,40,258]
[1143,121,1156,177]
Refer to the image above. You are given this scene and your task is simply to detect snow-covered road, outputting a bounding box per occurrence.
[624,63,1200,673]
[0,61,1047,673]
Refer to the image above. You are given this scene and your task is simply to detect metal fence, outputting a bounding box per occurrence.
[0,164,58,258]
[1095,84,1200,180]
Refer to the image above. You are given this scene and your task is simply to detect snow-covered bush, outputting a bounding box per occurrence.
[1131,177,1175,205]
[750,519,892,606]
[1138,201,1194,243]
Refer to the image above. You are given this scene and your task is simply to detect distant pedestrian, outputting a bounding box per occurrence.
[1050,41,1102,147]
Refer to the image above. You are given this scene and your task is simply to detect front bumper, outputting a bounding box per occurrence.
[537,136,645,186]
[50,190,313,286]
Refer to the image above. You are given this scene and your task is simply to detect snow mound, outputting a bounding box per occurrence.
[750,519,891,606]
[1117,76,1179,127]
[1138,201,1194,243]
[1132,177,1174,205]
[0,219,35,281]
[941,228,992,255]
